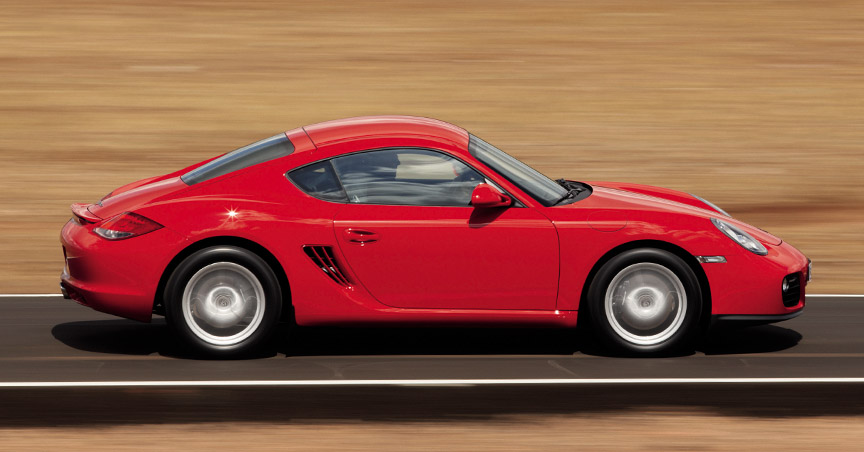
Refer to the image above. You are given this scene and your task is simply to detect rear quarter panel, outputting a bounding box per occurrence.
[133,154,400,325]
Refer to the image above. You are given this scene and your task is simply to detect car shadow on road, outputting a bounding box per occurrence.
[700,323,803,355]
[51,319,176,357]
[51,319,582,358]
[51,318,802,358]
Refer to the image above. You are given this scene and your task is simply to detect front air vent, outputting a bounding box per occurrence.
[781,273,802,307]
[303,245,351,288]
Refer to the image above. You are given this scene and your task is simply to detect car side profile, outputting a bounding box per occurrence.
[60,116,810,356]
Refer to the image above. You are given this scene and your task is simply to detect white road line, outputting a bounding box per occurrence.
[1,378,864,388]
[0,294,862,298]
[808,294,864,298]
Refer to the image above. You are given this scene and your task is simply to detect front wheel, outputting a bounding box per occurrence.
[587,248,702,355]
[164,246,282,357]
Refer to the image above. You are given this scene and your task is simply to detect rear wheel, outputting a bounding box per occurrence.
[587,248,701,355]
[164,246,282,357]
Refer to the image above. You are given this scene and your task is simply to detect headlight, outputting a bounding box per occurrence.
[710,218,767,256]
[691,194,730,217]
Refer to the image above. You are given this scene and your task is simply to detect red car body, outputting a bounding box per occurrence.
[60,116,809,353]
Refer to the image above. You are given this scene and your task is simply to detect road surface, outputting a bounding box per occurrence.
[0,295,861,426]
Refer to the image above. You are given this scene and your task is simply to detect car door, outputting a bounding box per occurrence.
[329,147,559,311]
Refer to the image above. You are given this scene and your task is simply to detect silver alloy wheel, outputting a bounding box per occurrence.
[604,262,687,346]
[181,262,266,346]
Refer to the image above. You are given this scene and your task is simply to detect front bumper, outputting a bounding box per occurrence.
[713,309,804,326]
[701,240,809,316]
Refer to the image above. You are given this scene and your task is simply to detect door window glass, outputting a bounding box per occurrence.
[331,149,485,206]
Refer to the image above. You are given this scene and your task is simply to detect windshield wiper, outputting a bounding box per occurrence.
[554,179,585,205]
[555,190,576,205]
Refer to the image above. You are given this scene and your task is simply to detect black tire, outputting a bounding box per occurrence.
[164,246,282,358]
[587,248,702,356]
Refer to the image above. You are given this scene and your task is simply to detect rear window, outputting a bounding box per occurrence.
[181,134,294,185]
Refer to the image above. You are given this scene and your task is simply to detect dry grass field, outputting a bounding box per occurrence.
[2,413,864,451]
[1,0,862,295]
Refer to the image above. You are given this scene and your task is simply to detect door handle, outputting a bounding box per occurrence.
[343,228,379,244]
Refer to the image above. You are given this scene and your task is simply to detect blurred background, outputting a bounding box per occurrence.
[1,0,861,293]
[1,2,864,449]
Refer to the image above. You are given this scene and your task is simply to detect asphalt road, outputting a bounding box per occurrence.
[0,294,862,426]
[0,295,862,382]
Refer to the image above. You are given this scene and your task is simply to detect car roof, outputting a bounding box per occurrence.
[301,115,470,150]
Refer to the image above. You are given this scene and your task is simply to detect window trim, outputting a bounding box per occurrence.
[182,133,295,186]
[285,147,522,208]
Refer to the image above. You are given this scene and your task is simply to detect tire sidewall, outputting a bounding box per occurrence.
[587,248,701,355]
[164,246,282,357]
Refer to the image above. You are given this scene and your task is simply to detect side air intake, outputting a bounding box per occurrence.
[303,245,351,288]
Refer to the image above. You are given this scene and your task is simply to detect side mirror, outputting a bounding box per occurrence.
[471,183,511,208]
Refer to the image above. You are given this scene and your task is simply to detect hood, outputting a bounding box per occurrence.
[582,181,782,246]
[586,181,717,212]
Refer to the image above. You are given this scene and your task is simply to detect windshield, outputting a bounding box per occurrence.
[468,134,568,206]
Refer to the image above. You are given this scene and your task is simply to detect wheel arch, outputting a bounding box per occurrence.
[579,239,712,330]
[154,236,293,321]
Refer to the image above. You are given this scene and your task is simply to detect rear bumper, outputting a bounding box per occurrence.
[60,218,187,322]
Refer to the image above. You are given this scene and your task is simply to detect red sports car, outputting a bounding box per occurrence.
[60,116,810,356]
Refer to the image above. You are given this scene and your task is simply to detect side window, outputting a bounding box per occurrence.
[330,148,485,206]
[287,161,348,202]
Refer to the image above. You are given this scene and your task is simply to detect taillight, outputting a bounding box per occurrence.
[94,212,163,240]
